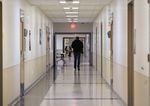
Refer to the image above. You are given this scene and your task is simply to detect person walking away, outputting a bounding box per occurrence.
[71,37,83,71]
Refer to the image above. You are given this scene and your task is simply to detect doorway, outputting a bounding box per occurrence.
[110,20,114,86]
[128,1,134,106]
[96,27,98,71]
[63,37,74,53]
[0,1,3,105]
[53,33,92,79]
[101,23,103,77]
[20,9,25,97]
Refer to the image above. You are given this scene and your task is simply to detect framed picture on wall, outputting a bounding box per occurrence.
[39,29,42,45]
[24,28,28,51]
[29,30,31,51]
[24,29,28,37]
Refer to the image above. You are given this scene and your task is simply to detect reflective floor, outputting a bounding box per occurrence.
[15,57,124,106]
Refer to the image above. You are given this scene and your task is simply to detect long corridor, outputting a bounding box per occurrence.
[15,65,124,106]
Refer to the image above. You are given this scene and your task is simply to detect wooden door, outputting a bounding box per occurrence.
[20,9,25,97]
[128,1,134,106]
[0,2,3,105]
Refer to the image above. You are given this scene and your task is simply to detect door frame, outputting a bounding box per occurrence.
[128,1,134,106]
[110,19,114,86]
[53,32,92,79]
[96,27,98,71]
[149,0,150,105]
[100,22,103,77]
[0,1,3,105]
[20,9,25,97]
[53,34,56,80]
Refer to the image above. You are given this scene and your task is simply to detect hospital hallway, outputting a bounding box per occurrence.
[1,0,150,106]
[15,64,124,106]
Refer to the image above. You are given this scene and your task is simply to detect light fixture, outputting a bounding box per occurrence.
[68,20,72,22]
[73,20,78,22]
[72,1,80,4]
[74,18,78,20]
[66,15,78,17]
[59,1,66,4]
[72,7,79,10]
[67,18,72,20]
[65,12,78,14]
[64,7,70,9]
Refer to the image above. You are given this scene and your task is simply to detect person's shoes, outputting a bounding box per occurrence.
[78,68,80,71]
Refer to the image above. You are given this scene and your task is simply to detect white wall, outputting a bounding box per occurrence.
[53,23,93,33]
[56,35,63,50]
[3,0,53,68]
[134,0,149,76]
[94,0,150,105]
[2,0,53,105]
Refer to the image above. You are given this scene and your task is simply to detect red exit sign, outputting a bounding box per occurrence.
[70,23,76,29]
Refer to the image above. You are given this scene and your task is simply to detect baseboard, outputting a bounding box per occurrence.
[8,66,53,106]
[103,78,127,106]
[8,96,20,106]
[24,71,47,95]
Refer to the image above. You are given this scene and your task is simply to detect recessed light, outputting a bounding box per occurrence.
[74,18,78,20]
[65,12,78,14]
[59,1,66,4]
[64,7,70,9]
[66,15,78,18]
[72,1,80,4]
[67,18,72,20]
[73,20,78,22]
[72,7,79,10]
[68,20,72,22]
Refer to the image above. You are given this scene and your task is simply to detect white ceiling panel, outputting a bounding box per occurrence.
[27,0,112,23]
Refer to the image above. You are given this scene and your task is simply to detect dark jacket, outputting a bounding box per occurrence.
[71,39,83,53]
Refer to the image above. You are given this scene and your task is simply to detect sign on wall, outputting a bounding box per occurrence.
[29,30,31,51]
[39,29,42,45]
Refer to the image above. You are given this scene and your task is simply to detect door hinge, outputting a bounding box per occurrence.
[148,54,150,62]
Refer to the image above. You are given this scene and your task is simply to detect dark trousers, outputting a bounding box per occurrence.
[74,52,81,69]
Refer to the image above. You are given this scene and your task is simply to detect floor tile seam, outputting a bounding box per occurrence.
[43,98,120,100]
[56,75,102,77]
[52,83,107,85]
[53,83,106,84]
[57,74,101,78]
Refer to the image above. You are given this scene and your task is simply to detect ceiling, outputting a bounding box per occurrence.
[27,0,112,23]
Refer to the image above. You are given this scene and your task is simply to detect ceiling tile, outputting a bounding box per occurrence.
[27,0,112,23]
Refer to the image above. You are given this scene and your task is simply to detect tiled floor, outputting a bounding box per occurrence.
[15,57,124,106]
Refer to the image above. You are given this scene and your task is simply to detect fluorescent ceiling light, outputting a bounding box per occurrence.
[59,1,66,4]
[73,20,78,22]
[74,18,78,20]
[65,12,78,14]
[64,7,70,9]
[72,7,79,9]
[72,1,80,4]
[67,18,72,20]
[66,15,78,17]
[64,7,79,10]
[68,20,72,22]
